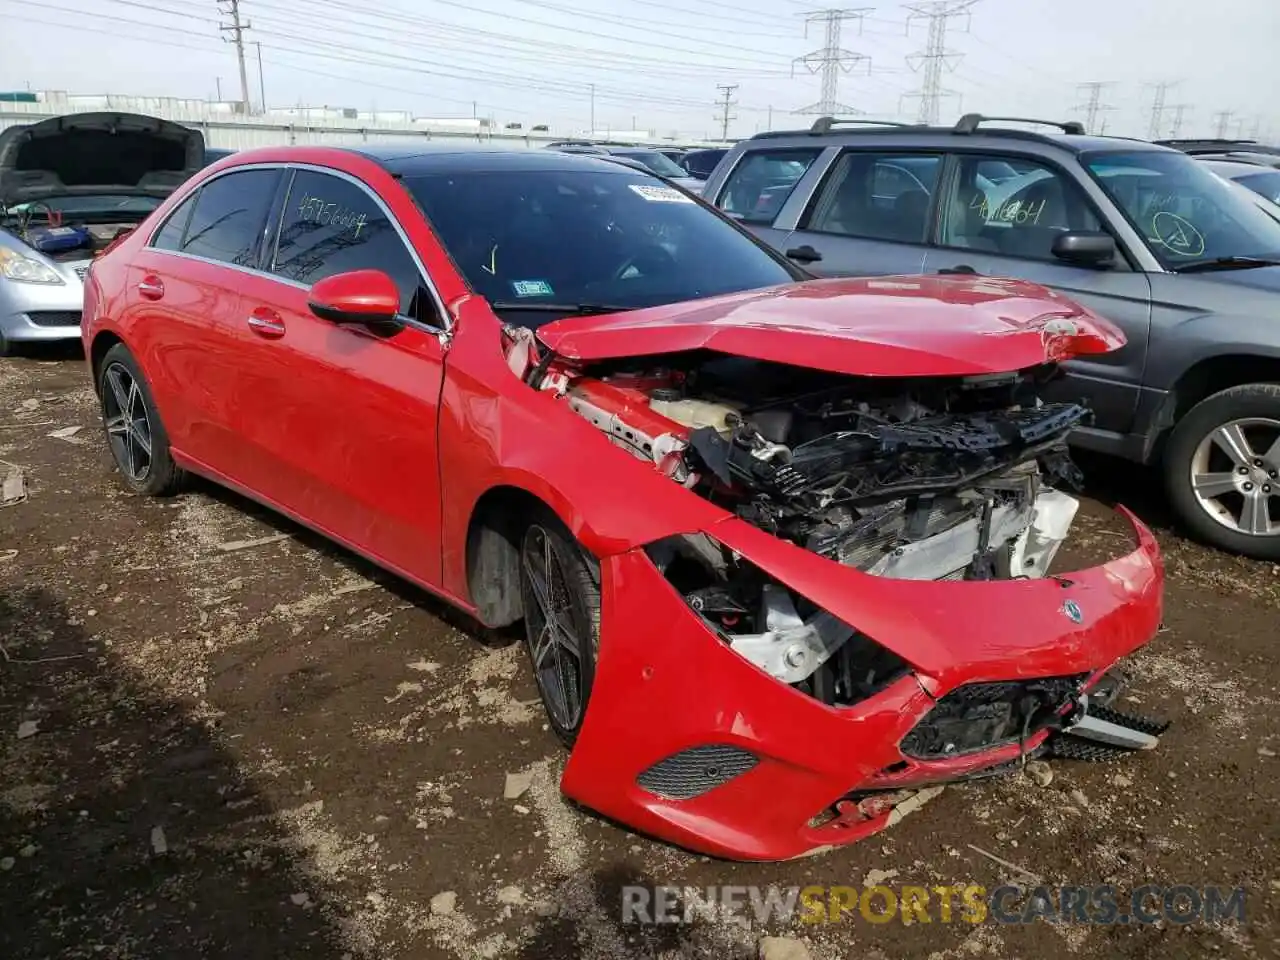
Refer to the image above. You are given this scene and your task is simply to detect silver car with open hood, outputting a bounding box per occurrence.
[0,112,204,353]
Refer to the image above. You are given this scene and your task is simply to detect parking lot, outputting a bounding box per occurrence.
[0,349,1276,959]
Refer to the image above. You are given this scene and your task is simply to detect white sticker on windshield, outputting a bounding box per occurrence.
[628,183,694,204]
[512,279,554,297]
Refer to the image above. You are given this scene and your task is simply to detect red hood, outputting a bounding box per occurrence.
[534,275,1125,376]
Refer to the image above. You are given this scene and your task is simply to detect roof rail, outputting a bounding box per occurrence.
[954,113,1085,136]
[809,116,922,134]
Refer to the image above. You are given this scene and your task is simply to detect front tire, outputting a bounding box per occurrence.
[97,343,185,496]
[1163,383,1280,560]
[518,513,601,748]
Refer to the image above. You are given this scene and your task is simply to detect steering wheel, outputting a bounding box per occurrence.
[611,243,677,282]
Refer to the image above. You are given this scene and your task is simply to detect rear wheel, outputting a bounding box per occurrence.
[518,513,600,747]
[97,343,185,496]
[1163,383,1280,560]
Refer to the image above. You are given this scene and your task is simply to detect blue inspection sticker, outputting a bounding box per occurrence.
[512,279,554,297]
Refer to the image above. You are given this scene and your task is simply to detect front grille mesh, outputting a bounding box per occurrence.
[27,311,82,328]
[635,745,758,800]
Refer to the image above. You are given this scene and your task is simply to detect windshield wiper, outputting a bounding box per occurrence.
[1174,256,1280,273]
[487,301,634,316]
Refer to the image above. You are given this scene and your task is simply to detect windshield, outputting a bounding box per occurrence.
[403,168,795,316]
[1235,170,1280,206]
[1083,150,1280,268]
[617,151,688,178]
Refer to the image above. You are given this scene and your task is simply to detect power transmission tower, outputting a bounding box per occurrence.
[1166,103,1191,138]
[1144,80,1178,140]
[791,9,871,116]
[901,0,978,125]
[715,84,739,140]
[1072,81,1115,134]
[1212,109,1235,138]
[217,0,252,114]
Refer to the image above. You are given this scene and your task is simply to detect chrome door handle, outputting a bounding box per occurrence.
[136,276,165,300]
[246,314,286,338]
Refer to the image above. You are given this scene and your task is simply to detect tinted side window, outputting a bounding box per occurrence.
[717,149,821,223]
[806,153,941,243]
[272,170,431,319]
[939,156,1102,261]
[151,193,198,251]
[179,169,279,266]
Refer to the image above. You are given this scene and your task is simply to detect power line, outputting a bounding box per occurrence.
[901,0,977,125]
[791,8,871,116]
[216,0,252,114]
[1144,80,1178,140]
[715,83,739,139]
[1072,81,1115,135]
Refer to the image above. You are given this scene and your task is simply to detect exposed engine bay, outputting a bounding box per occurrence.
[1,206,136,261]
[517,337,1092,707]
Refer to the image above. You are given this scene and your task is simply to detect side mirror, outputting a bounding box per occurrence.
[1051,231,1116,267]
[308,269,402,326]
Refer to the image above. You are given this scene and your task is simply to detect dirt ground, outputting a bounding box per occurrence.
[0,348,1276,960]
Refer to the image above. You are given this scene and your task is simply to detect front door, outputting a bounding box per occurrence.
[228,167,448,587]
[920,154,1154,437]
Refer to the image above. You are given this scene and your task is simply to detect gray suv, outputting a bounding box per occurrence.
[701,114,1280,560]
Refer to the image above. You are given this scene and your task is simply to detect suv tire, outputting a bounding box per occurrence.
[1163,383,1280,560]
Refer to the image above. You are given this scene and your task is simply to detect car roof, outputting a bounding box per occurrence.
[347,143,653,176]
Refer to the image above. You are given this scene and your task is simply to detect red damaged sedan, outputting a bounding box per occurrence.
[82,145,1166,861]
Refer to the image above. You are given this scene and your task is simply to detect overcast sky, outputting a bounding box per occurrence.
[1,0,1275,140]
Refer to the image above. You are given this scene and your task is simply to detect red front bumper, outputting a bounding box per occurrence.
[560,509,1164,861]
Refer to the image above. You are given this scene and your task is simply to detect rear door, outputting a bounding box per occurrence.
[780,150,943,277]
[228,165,449,586]
[711,147,825,252]
[123,165,283,467]
[919,153,1153,436]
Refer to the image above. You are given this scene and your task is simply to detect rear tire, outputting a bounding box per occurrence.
[518,511,601,748]
[1163,383,1280,560]
[97,343,185,496]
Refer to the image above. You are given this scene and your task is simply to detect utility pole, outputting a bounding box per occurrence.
[1165,103,1191,138]
[217,0,252,115]
[1072,81,1115,134]
[901,0,978,125]
[1144,80,1177,140]
[589,83,595,135]
[1212,109,1235,138]
[715,83,739,139]
[254,41,265,112]
[791,9,871,116]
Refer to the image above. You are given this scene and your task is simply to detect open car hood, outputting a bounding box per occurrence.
[0,112,204,205]
[535,275,1125,377]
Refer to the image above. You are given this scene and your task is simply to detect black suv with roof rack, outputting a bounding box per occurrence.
[700,113,1280,560]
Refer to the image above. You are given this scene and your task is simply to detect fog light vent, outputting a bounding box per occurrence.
[635,744,758,800]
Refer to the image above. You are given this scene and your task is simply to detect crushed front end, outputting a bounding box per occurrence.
[515,343,1166,860]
